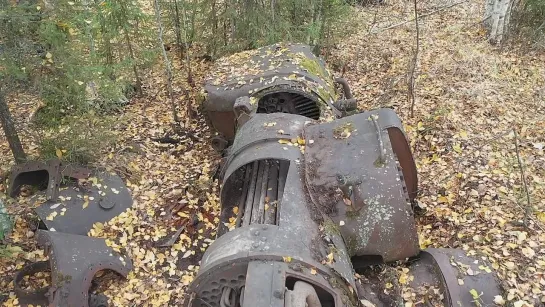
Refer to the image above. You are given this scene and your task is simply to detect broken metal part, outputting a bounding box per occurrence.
[8,159,91,200]
[304,109,419,262]
[334,78,353,100]
[233,96,254,128]
[408,248,502,307]
[332,98,357,112]
[29,230,132,307]
[377,110,418,202]
[212,136,229,152]
[13,261,50,306]
[33,171,133,236]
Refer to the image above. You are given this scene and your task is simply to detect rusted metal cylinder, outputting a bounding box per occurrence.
[203,43,340,140]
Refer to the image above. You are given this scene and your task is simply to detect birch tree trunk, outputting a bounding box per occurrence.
[484,0,514,44]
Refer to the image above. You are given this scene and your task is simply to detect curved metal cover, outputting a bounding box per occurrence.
[303,109,419,262]
[8,159,91,200]
[409,248,502,307]
[204,43,337,113]
[36,230,133,307]
[33,171,133,235]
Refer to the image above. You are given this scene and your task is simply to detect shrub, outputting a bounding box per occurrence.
[36,111,118,165]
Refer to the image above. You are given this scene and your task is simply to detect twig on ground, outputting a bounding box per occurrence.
[513,129,533,228]
[157,219,189,248]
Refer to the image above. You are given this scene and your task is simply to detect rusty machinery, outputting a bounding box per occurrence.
[8,159,134,307]
[187,43,502,307]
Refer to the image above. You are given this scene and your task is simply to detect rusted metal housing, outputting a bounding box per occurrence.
[8,159,90,200]
[188,107,502,306]
[191,113,358,307]
[304,109,419,262]
[203,43,342,140]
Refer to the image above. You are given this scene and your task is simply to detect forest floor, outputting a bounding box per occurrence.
[1,0,545,306]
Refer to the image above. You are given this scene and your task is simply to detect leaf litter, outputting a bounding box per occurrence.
[0,0,544,306]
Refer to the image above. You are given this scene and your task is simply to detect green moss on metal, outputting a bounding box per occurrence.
[345,208,361,220]
[322,219,341,236]
[300,57,325,77]
[345,235,358,256]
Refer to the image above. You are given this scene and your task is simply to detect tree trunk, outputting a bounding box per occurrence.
[119,1,143,96]
[94,0,114,65]
[181,4,194,86]
[485,0,513,44]
[154,0,181,125]
[123,29,143,96]
[0,89,26,164]
[173,0,185,63]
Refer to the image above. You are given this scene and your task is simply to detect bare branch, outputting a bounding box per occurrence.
[408,0,419,118]
[373,0,470,33]
[153,0,180,124]
[513,129,533,228]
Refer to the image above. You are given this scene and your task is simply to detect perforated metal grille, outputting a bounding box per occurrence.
[196,275,246,307]
[257,92,320,119]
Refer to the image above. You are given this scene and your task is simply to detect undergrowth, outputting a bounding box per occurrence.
[36,111,118,165]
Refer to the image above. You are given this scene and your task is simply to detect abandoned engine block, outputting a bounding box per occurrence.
[188,43,502,307]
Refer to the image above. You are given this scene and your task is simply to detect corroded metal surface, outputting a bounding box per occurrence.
[409,248,503,307]
[33,171,133,235]
[203,43,342,139]
[188,104,501,306]
[8,159,133,236]
[8,159,91,200]
[13,261,50,306]
[36,230,133,307]
[190,113,359,307]
[304,109,419,262]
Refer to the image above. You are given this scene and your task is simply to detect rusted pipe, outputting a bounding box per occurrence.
[334,77,353,99]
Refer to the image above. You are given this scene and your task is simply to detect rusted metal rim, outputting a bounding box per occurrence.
[8,159,91,200]
[36,230,133,307]
[13,261,50,306]
[410,248,503,307]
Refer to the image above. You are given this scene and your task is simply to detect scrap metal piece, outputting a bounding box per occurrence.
[409,248,502,307]
[13,261,50,306]
[33,171,133,235]
[304,109,419,262]
[34,230,133,307]
[234,96,254,128]
[8,159,91,200]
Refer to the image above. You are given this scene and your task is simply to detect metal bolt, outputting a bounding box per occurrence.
[262,225,268,230]
[253,230,260,236]
[252,242,260,248]
[260,237,267,242]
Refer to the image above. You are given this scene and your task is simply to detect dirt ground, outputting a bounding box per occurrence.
[1,0,544,306]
